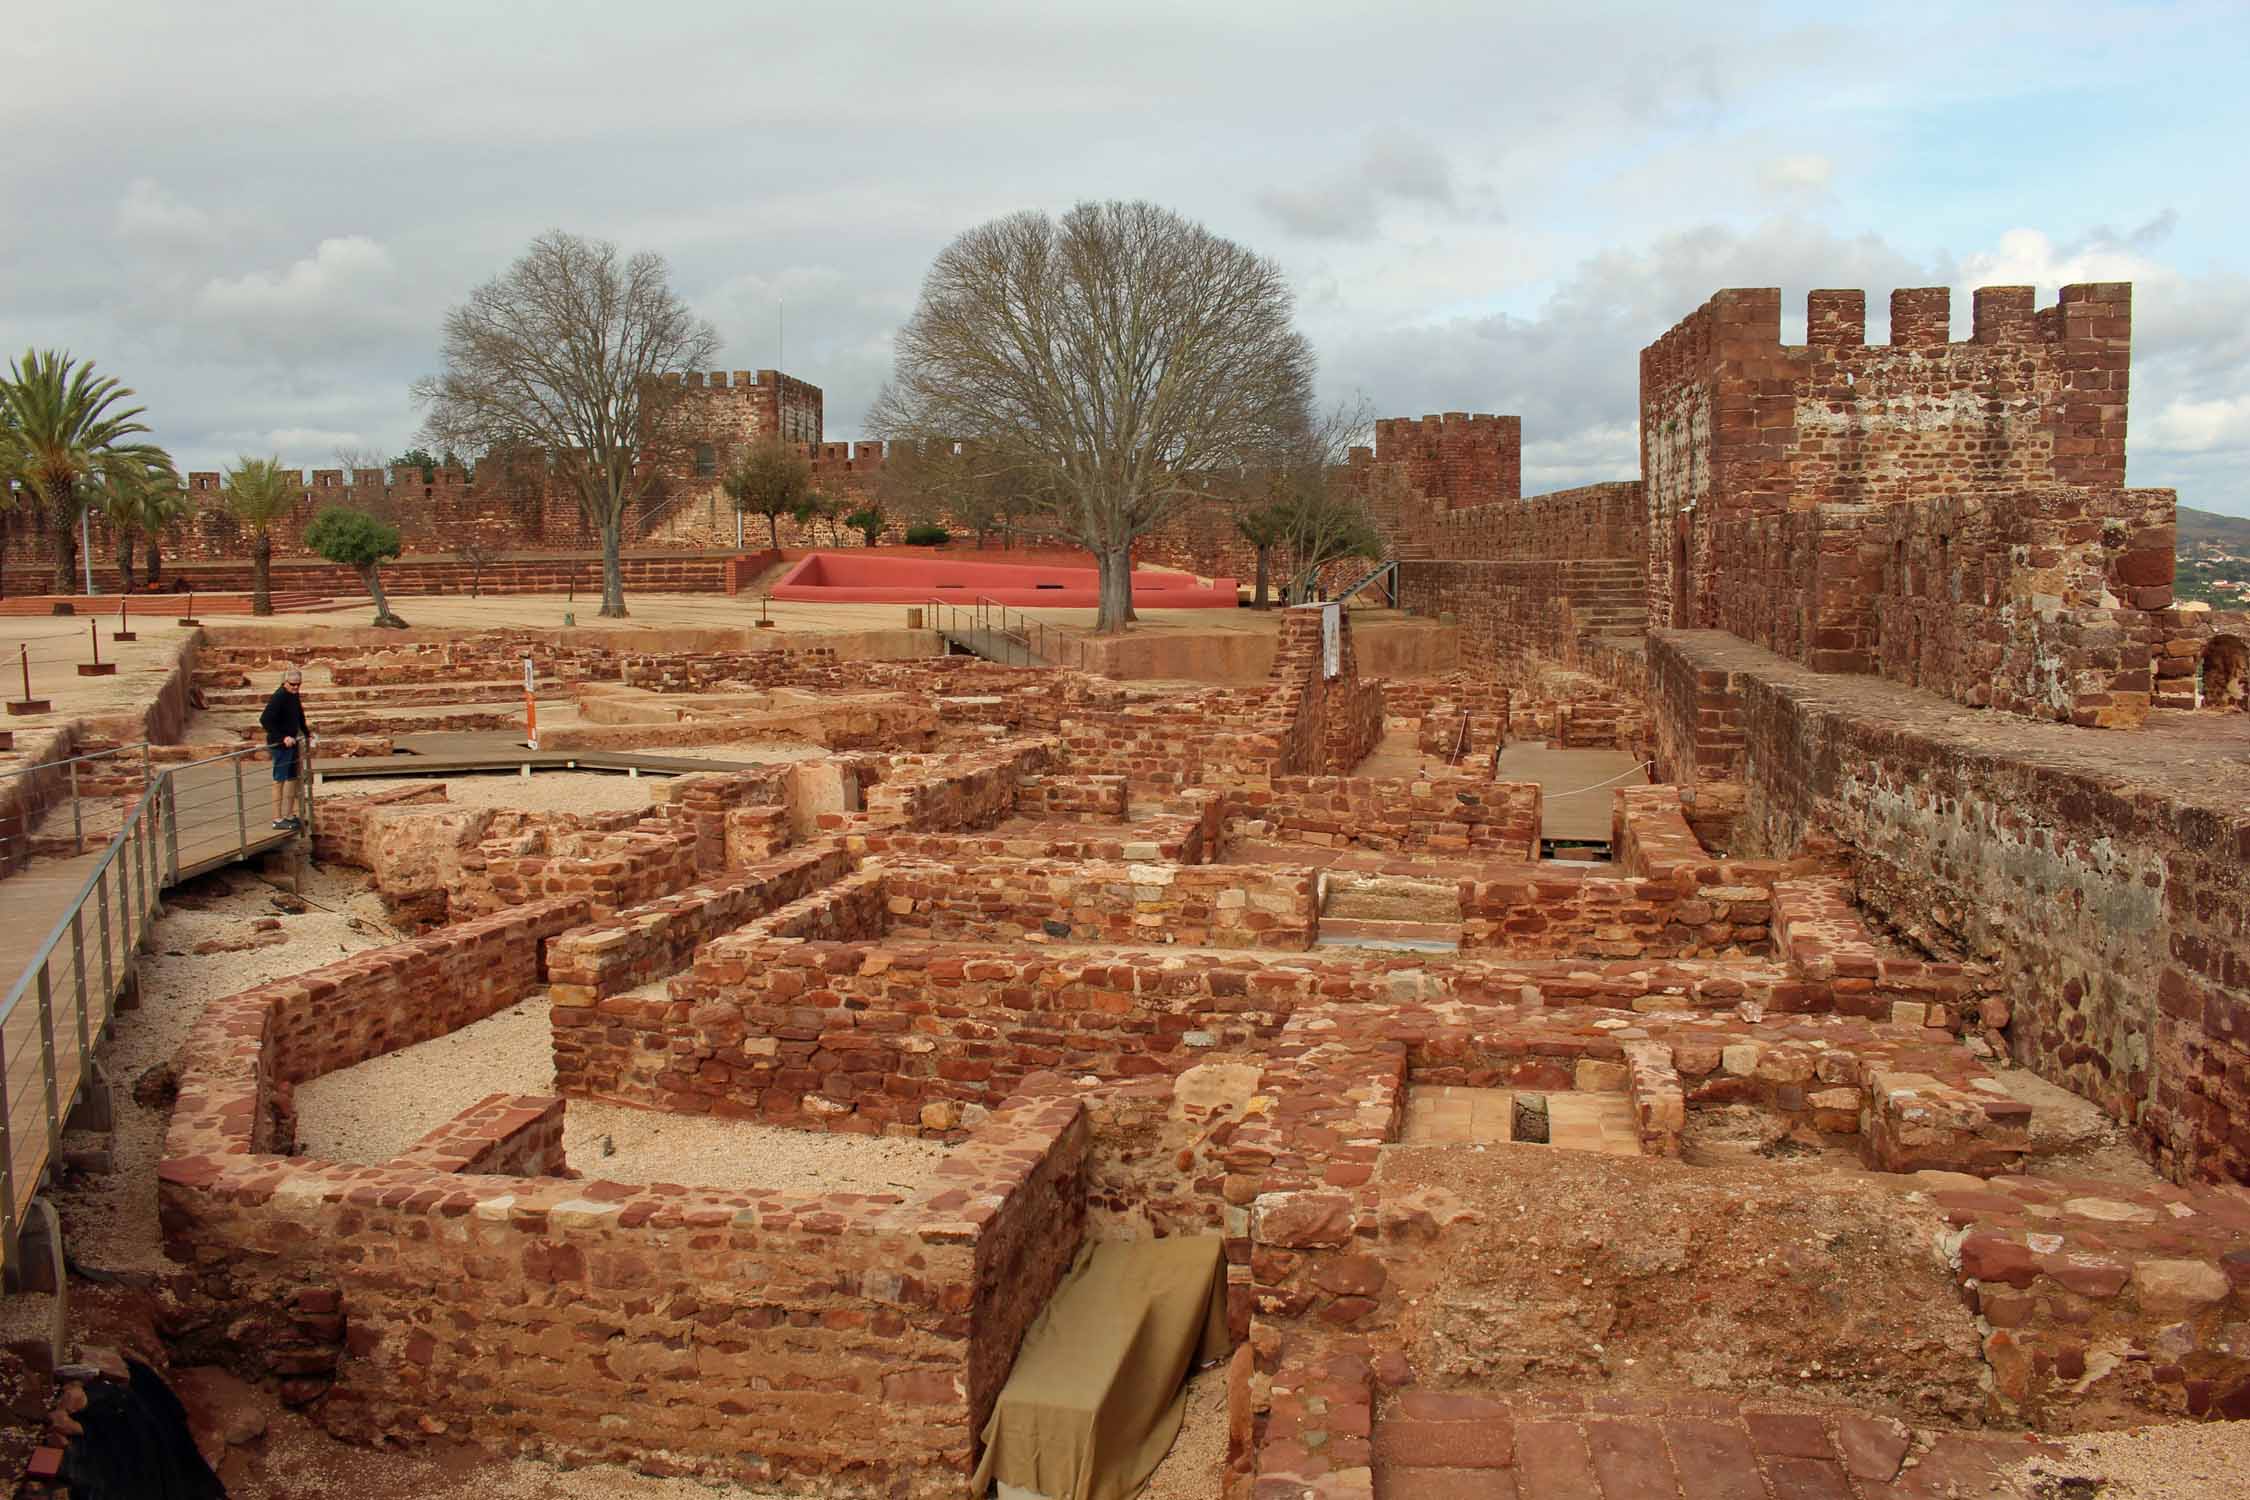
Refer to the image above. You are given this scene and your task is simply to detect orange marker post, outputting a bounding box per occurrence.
[523,655,539,750]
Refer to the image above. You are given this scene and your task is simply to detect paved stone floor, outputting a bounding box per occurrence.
[1375,1390,2051,1498]
[1399,1086,1641,1156]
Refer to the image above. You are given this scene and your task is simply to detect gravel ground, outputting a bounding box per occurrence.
[1138,1364,1227,1499]
[235,1407,804,1498]
[0,1291,57,1348]
[48,863,396,1272]
[325,771,659,813]
[293,995,949,1195]
[636,742,826,764]
[2006,1421,2250,1497]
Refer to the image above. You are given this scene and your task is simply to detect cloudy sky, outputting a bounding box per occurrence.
[5,0,2246,515]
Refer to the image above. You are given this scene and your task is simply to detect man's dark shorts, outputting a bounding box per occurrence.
[270,743,298,782]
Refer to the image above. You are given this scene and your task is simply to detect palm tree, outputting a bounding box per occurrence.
[99,455,183,592]
[222,457,299,616]
[0,350,172,592]
[135,482,193,586]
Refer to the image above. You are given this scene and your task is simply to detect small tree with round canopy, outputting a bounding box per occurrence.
[305,506,408,628]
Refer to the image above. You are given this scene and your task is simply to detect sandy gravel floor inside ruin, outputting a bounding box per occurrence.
[292,995,951,1195]
[322,769,664,814]
[55,862,399,1272]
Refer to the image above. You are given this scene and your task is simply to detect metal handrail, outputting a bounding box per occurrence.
[1292,558,1397,609]
[923,596,1086,671]
[0,743,309,1267]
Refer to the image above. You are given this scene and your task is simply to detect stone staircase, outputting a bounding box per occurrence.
[1565,558,1648,638]
[1314,871,1461,952]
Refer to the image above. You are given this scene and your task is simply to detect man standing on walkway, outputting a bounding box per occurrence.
[260,666,311,830]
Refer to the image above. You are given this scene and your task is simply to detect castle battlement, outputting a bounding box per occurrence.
[1642,283,2132,381]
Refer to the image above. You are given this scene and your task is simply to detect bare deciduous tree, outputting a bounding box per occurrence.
[871,201,1315,633]
[414,231,718,618]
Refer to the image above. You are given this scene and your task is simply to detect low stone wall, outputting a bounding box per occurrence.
[310,783,450,867]
[1226,775,1540,859]
[884,857,1317,949]
[473,825,699,922]
[863,740,1053,832]
[1012,772,1129,821]
[1456,861,1776,959]
[544,846,854,1002]
[390,1093,568,1177]
[851,814,1204,867]
[157,900,1091,1494]
[1649,629,2250,1185]
[559,937,1877,1137]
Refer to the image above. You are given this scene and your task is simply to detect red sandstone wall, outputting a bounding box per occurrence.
[1641,283,2134,633]
[1650,631,2250,1186]
[1225,776,1541,860]
[1373,413,1522,510]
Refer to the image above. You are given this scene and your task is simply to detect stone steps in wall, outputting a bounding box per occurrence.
[1313,916,1461,953]
[1323,874,1462,924]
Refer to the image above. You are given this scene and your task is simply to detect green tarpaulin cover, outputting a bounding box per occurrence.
[972,1235,1231,1500]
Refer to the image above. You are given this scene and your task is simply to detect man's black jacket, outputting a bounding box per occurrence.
[259,686,309,746]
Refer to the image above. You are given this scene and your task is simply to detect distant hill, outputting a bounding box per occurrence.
[2180,505,2250,548]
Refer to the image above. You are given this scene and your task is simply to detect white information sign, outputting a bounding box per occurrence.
[1321,603,1341,679]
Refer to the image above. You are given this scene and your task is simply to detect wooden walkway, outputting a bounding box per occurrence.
[312,731,765,781]
[0,751,295,1248]
[1492,745,1650,844]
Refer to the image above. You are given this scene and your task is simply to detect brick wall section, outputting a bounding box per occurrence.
[1704,482,2199,727]
[469,825,698,923]
[1395,481,1645,561]
[1456,862,1777,959]
[310,783,450,867]
[544,846,856,1002]
[1267,606,1384,776]
[646,766,792,871]
[1651,630,2250,1184]
[1225,775,1541,860]
[1396,557,1646,664]
[388,1093,568,1177]
[862,741,1053,832]
[880,859,1317,950]
[851,814,1204,866]
[1011,773,1129,821]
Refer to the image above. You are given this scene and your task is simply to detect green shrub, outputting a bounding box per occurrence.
[904,522,950,547]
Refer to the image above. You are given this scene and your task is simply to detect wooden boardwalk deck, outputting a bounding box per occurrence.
[0,752,295,1240]
[1491,745,1650,844]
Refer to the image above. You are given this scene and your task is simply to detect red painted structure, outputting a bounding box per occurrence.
[768,551,1238,608]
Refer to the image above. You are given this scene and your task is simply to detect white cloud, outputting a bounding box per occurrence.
[261,427,370,455]
[1758,153,1833,194]
[2145,396,2250,455]
[114,178,215,244]
[196,237,396,322]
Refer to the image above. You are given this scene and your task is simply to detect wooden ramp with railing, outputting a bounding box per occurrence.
[0,747,303,1284]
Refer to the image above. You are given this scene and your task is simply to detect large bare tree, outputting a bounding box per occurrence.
[414,231,718,617]
[871,201,1315,632]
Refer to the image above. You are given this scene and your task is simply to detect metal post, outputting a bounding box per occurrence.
[0,1027,16,1262]
[36,966,61,1164]
[234,755,248,853]
[70,910,90,1068]
[97,868,114,1012]
[163,774,179,884]
[70,759,81,855]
